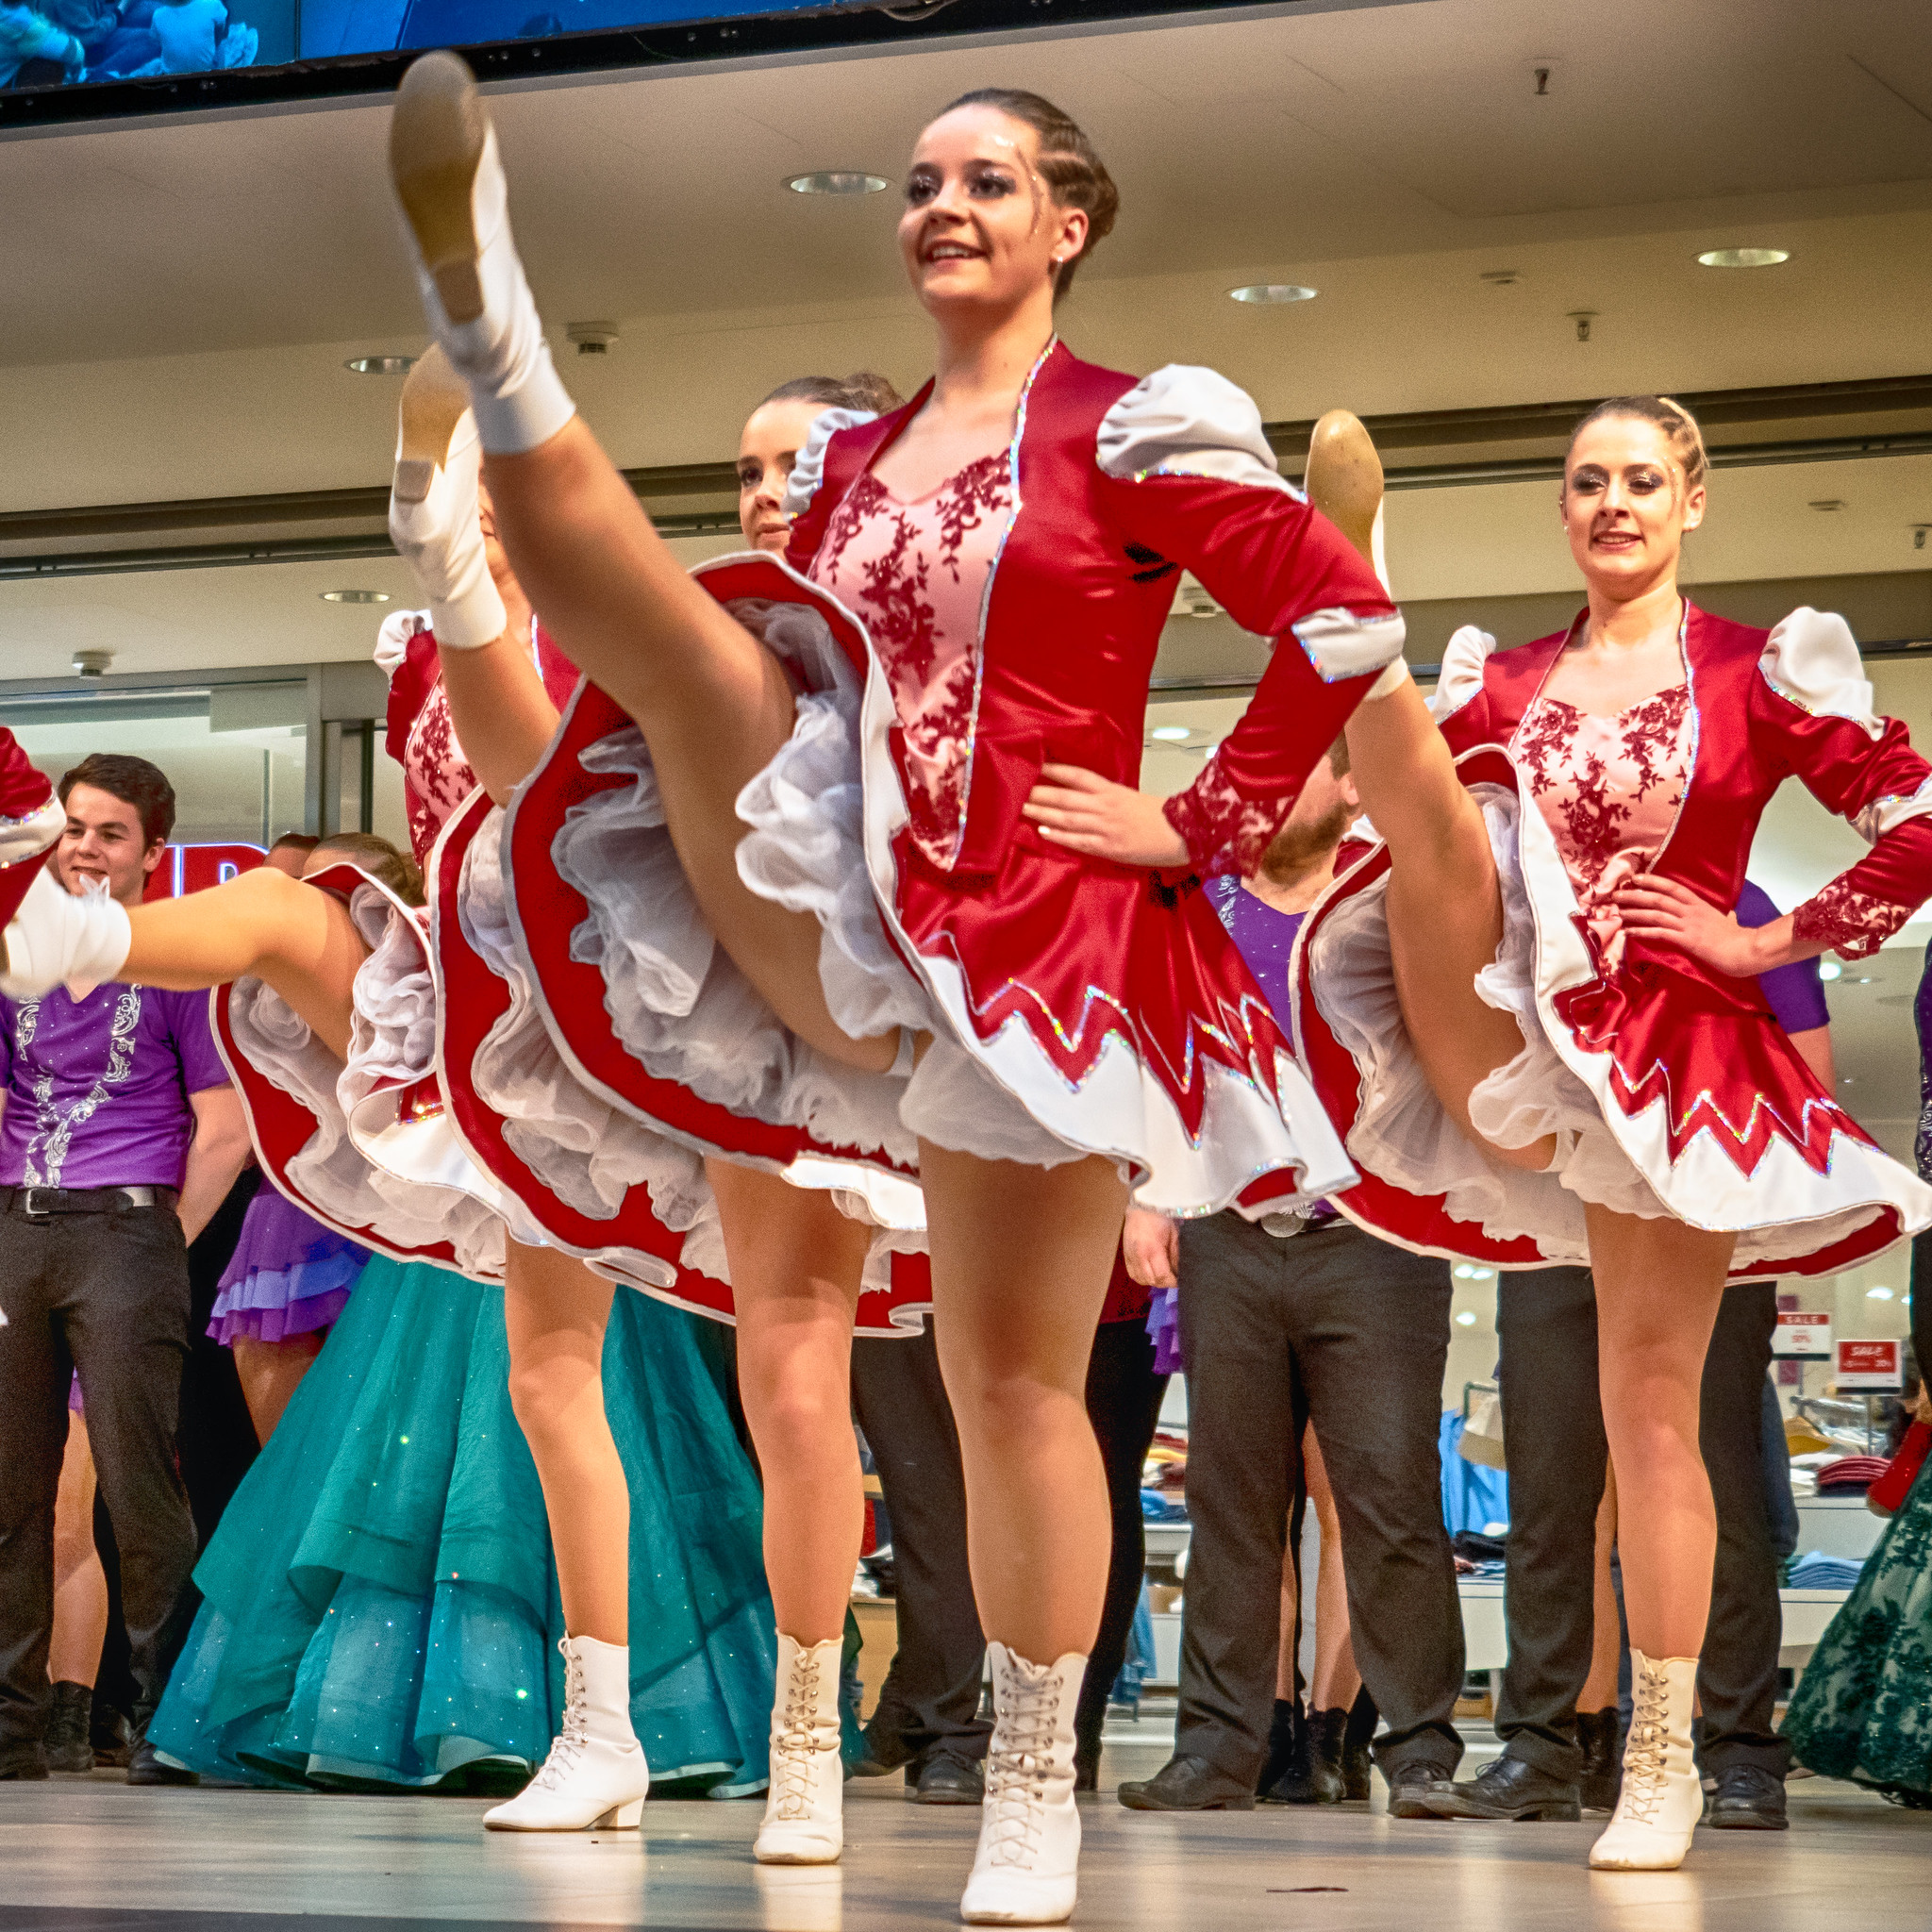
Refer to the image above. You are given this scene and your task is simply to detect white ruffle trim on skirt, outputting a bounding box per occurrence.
[1308,785,1891,1270]
[554,595,1087,1191]
[226,885,507,1279]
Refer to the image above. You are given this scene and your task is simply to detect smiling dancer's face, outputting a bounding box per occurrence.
[1559,415,1705,600]
[737,398,825,554]
[899,106,1087,321]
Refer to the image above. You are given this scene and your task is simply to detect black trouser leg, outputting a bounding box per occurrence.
[849,1323,989,1769]
[1912,1228,1932,1406]
[1698,1282,1789,1777]
[59,1208,197,1724]
[1492,1266,1606,1781]
[1290,1225,1463,1778]
[0,1216,68,1751]
[1077,1319,1170,1744]
[1173,1214,1298,1784]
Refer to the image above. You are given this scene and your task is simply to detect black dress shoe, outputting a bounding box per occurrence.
[1264,1707,1347,1805]
[912,1753,985,1806]
[43,1682,93,1774]
[126,1736,197,1787]
[0,1743,48,1782]
[1119,1755,1257,1811]
[1706,1764,1789,1830]
[1385,1768,1462,1818]
[1413,1753,1580,1821]
[1577,1707,1621,1813]
[1257,1699,1300,1796]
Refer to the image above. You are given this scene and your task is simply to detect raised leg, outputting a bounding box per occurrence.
[119,868,366,1060]
[1305,415,1554,1173]
[706,1160,871,1866]
[231,1332,325,1447]
[386,53,890,1074]
[923,1145,1124,1926]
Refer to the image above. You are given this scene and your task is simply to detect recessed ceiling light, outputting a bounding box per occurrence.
[1455,1310,1478,1327]
[1697,247,1789,269]
[343,355,416,375]
[1230,284,1318,306]
[787,171,889,195]
[1867,1286,1895,1301]
[1151,725,1191,742]
[1818,960,1843,981]
[321,589,390,605]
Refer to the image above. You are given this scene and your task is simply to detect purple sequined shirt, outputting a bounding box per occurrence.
[0,983,230,1190]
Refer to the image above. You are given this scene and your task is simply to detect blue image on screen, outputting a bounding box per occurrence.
[3,1,293,88]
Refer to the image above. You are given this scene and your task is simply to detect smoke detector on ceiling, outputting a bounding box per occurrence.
[1174,575,1224,619]
[73,649,112,678]
[566,322,619,356]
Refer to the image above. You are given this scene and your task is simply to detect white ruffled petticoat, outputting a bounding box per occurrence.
[1307,786,1889,1272]
[545,596,1090,1196]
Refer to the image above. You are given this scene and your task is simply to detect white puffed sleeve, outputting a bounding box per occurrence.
[1757,608,1883,742]
[1428,625,1499,724]
[781,408,879,520]
[373,608,431,682]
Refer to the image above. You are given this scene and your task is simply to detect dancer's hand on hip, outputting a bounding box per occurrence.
[1122,1208,1180,1289]
[1024,765,1189,867]
[1612,875,1775,976]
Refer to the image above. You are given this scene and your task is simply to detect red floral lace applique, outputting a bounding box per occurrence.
[403,681,478,861]
[1791,880,1912,960]
[1162,753,1289,878]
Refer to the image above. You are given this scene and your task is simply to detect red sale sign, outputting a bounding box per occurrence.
[1836,1340,1903,1391]
[141,843,267,901]
[1773,1311,1832,1359]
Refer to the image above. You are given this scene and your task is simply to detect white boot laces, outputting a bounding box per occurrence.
[528,1643,591,1793]
[1620,1663,1671,1824]
[984,1659,1060,1871]
[772,1650,826,1821]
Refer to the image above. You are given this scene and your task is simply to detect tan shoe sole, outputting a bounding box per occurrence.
[1304,408,1383,570]
[392,343,471,505]
[391,51,489,325]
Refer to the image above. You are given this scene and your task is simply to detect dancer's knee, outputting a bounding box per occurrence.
[745,1368,853,1474]
[506,1350,602,1449]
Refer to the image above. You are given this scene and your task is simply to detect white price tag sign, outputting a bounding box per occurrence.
[1773,1310,1832,1360]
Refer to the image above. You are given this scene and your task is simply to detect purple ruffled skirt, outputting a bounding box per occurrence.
[208,1188,372,1347]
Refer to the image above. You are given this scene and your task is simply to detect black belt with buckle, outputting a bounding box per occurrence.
[2,1184,175,1217]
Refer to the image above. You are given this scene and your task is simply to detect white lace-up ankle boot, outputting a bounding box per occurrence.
[754,1635,845,1865]
[483,1635,649,1831]
[0,871,132,1002]
[388,347,506,651]
[1589,1651,1702,1869]
[388,52,575,457]
[959,1643,1085,1926]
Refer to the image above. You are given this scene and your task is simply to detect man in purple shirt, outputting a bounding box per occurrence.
[0,755,250,1785]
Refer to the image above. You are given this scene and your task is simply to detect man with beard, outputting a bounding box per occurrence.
[1116,737,1465,1815]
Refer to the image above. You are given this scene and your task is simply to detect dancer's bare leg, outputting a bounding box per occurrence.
[922,1147,1123,1661]
[232,1332,326,1445]
[708,1160,872,1643]
[1307,414,1556,1172]
[1586,1206,1733,1660]
[119,869,365,1059]
[1579,1465,1622,1712]
[386,58,889,1074]
[1305,1430,1360,1713]
[49,1417,108,1689]
[502,1239,627,1643]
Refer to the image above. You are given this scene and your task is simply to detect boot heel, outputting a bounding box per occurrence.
[396,345,473,489]
[1529,1801,1581,1822]
[598,1799,644,1829]
[390,53,489,321]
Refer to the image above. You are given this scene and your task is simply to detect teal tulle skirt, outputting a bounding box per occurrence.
[151,1254,776,1794]
[1782,1459,1932,1802]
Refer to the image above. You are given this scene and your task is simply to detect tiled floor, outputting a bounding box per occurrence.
[0,1719,1924,1931]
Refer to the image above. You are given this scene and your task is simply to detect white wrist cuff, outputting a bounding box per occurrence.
[1366,657,1412,701]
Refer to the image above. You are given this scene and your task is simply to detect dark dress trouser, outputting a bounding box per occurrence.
[1174,1213,1463,1784]
[1494,1271,1789,1779]
[852,1315,1171,1770]
[851,1323,991,1770]
[0,1201,198,1748]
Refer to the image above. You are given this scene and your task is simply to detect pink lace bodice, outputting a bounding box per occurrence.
[808,452,1014,872]
[1513,683,1694,969]
[402,677,479,862]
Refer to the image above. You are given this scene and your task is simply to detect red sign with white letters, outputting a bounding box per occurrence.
[1836,1339,1903,1391]
[141,843,267,901]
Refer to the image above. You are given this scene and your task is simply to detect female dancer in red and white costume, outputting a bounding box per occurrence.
[1053,395,1932,1870]
[362,58,1401,1924]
